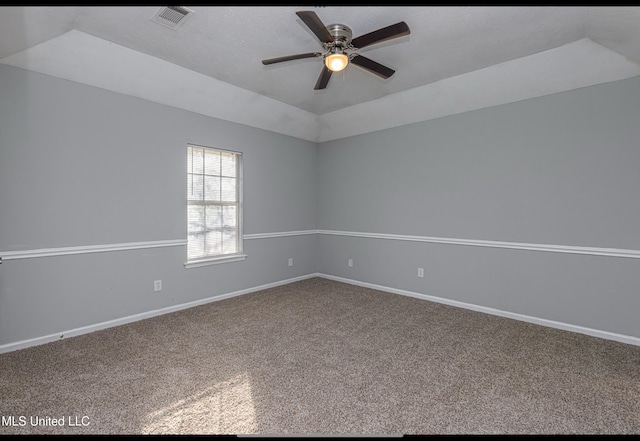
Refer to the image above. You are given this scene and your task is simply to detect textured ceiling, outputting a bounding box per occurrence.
[1,6,640,142]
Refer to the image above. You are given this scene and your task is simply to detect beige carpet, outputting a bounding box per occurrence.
[1,277,639,435]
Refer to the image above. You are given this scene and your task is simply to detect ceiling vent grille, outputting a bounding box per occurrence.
[151,6,194,30]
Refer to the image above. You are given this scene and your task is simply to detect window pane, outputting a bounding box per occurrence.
[188,174,204,201]
[190,148,204,174]
[204,150,221,176]
[221,177,236,202]
[223,205,236,229]
[188,205,205,232]
[205,205,222,230]
[221,152,236,177]
[188,233,206,260]
[204,175,221,201]
[205,231,222,255]
[222,231,237,254]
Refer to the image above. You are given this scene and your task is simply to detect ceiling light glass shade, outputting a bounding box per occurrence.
[325,53,349,72]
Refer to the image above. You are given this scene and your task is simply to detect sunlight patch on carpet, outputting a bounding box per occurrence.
[141,372,256,434]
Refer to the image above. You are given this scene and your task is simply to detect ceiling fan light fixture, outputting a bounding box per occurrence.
[262,11,411,89]
[325,53,349,72]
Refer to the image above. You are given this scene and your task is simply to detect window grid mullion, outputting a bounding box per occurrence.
[187,201,237,206]
[218,153,222,202]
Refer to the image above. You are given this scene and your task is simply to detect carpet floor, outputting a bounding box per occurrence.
[1,277,639,435]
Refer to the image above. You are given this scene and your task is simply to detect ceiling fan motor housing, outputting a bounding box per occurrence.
[262,11,410,90]
[326,23,353,50]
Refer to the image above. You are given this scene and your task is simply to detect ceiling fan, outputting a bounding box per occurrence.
[262,10,411,90]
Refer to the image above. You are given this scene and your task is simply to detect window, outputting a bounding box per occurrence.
[186,144,244,267]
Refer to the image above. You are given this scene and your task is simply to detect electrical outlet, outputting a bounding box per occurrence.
[154,280,162,291]
[348,258,353,267]
[417,268,424,278]
[288,258,293,267]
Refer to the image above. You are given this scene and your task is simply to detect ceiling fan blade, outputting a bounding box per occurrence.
[296,10,333,44]
[350,54,395,79]
[351,21,410,49]
[314,65,333,90]
[262,52,322,65]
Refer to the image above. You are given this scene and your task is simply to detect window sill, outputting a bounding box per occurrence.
[184,254,247,269]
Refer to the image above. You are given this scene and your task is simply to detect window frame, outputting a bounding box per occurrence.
[184,143,246,268]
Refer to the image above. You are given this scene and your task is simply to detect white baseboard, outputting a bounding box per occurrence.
[316,273,640,348]
[0,273,317,354]
[3,272,638,354]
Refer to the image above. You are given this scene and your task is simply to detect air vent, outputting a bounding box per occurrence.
[151,6,194,30]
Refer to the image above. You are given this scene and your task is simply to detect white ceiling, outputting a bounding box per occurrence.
[2,6,640,142]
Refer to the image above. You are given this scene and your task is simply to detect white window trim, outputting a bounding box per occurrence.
[184,143,244,268]
[184,253,248,269]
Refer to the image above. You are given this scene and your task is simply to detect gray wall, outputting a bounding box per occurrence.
[317,76,640,339]
[0,64,318,346]
[2,61,640,349]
